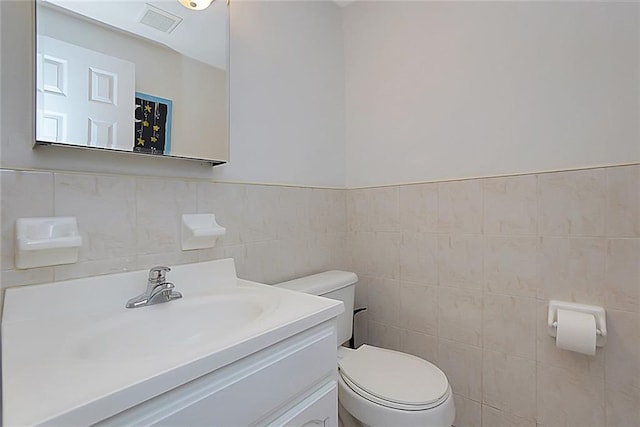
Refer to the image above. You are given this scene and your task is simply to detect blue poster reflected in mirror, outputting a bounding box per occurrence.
[134,92,172,156]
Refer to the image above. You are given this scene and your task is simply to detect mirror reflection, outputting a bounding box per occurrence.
[35,0,229,164]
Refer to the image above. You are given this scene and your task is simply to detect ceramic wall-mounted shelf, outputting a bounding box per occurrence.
[15,217,82,269]
[181,214,226,250]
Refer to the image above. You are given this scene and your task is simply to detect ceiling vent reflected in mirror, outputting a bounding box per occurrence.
[178,0,214,11]
[139,4,183,34]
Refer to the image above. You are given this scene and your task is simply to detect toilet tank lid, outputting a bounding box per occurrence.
[275,271,358,295]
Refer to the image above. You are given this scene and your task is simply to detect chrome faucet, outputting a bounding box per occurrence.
[126,266,183,308]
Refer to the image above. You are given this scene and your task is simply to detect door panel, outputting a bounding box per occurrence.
[36,35,135,150]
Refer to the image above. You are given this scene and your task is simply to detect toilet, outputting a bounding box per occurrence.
[276,271,455,427]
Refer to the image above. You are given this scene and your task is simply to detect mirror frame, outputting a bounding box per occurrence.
[32,0,230,166]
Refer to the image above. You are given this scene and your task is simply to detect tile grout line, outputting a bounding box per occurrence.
[480,179,485,427]
[534,172,540,426]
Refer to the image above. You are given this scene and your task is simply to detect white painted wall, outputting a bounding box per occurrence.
[4,1,638,189]
[217,0,345,187]
[343,1,640,187]
[1,1,345,187]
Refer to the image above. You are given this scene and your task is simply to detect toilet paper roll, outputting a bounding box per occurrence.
[555,309,597,356]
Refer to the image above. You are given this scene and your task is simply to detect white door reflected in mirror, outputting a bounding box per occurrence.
[37,36,135,150]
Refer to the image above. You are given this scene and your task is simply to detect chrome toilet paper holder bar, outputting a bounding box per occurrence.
[547,300,607,347]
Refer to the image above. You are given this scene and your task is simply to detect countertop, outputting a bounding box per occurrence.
[2,259,343,426]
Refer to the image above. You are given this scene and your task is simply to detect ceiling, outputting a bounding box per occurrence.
[43,0,228,70]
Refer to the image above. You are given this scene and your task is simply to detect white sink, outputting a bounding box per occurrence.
[2,258,343,426]
[71,289,279,362]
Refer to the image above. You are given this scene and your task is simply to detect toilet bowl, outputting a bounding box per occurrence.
[337,345,454,427]
[276,271,455,427]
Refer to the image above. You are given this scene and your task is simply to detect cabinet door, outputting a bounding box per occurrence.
[96,322,337,427]
[265,381,337,427]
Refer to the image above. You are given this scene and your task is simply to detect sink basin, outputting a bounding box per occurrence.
[72,289,279,362]
[2,258,344,426]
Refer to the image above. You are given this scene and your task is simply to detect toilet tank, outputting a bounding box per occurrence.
[275,271,358,346]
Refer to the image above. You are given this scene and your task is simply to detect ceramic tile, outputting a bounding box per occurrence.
[452,394,481,427]
[1,267,54,288]
[196,246,226,263]
[275,238,310,281]
[369,186,399,232]
[242,184,280,243]
[399,232,438,285]
[315,231,346,273]
[368,320,401,351]
[274,186,310,240]
[399,183,438,232]
[605,385,640,427]
[537,362,605,427]
[7,164,640,425]
[399,282,438,335]
[136,251,201,271]
[298,233,324,276]
[54,256,137,282]
[243,241,282,284]
[196,182,245,246]
[307,232,348,273]
[482,350,536,420]
[483,293,536,359]
[438,180,483,234]
[136,178,197,255]
[535,300,605,378]
[438,234,483,290]
[537,237,607,307]
[346,189,371,232]
[482,406,536,427]
[367,277,400,326]
[346,231,368,275]
[1,170,54,271]
[605,238,640,313]
[399,330,438,364]
[357,231,401,279]
[218,244,250,280]
[309,188,346,233]
[538,168,606,236]
[606,165,640,237]
[483,175,537,235]
[605,310,640,394]
[331,232,351,271]
[438,287,483,346]
[438,339,482,401]
[55,173,136,262]
[484,236,537,298]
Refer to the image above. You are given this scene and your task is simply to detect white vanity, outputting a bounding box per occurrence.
[2,259,343,426]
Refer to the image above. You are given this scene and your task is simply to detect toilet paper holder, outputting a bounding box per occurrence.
[547,300,607,347]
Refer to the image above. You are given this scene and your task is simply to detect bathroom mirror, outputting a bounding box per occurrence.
[35,0,229,165]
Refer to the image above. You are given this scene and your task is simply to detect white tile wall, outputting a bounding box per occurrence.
[2,164,638,426]
[1,170,347,288]
[538,168,607,237]
[351,165,640,427]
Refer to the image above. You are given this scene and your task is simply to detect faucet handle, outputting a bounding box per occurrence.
[149,266,171,282]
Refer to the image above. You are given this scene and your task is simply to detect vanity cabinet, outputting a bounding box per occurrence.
[3,259,343,426]
[96,321,338,427]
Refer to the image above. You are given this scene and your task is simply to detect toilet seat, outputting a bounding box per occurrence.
[338,345,450,411]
